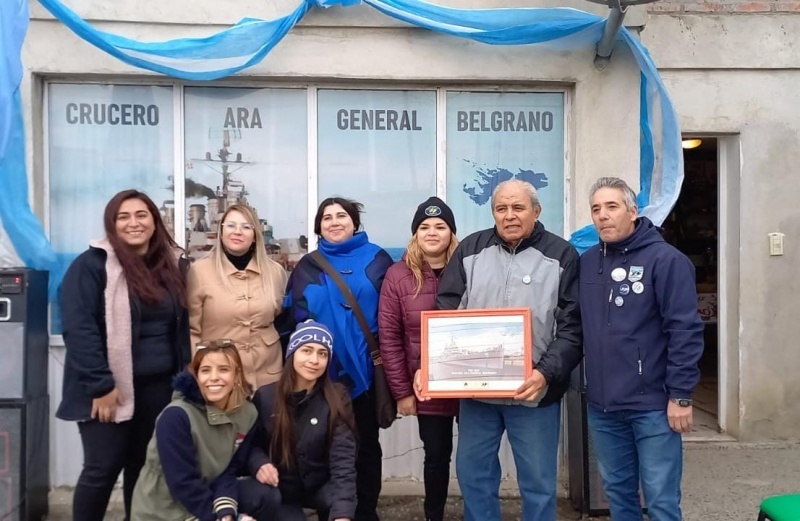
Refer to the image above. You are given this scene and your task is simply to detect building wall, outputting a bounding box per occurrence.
[30,0,800,484]
[24,0,643,486]
[642,12,800,440]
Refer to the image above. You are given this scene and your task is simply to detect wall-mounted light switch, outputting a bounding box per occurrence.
[768,232,784,256]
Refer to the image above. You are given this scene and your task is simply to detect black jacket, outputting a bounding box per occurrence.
[247,382,357,519]
[56,246,191,421]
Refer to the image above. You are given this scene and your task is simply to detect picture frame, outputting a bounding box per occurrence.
[420,307,533,399]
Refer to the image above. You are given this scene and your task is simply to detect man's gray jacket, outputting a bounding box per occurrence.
[436,221,582,407]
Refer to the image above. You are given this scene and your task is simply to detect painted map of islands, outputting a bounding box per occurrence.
[462,164,548,205]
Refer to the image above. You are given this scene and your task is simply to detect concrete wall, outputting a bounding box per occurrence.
[643,12,800,440]
[23,0,643,485]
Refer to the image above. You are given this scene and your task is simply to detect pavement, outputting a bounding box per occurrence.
[46,440,800,520]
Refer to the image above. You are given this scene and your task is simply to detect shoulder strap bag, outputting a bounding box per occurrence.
[311,251,397,429]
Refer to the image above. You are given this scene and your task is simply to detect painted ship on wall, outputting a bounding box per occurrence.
[429,336,505,381]
[180,129,307,270]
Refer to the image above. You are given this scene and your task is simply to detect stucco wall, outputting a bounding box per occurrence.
[643,13,800,440]
[24,0,643,486]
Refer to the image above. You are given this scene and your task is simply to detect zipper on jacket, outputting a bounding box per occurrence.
[503,246,516,306]
[637,346,644,394]
[600,287,613,411]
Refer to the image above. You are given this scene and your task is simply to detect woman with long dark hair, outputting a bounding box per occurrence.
[282,197,393,521]
[57,189,191,521]
[188,203,287,389]
[378,196,459,521]
[245,320,357,521]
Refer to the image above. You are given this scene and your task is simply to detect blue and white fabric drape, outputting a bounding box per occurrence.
[1,0,683,296]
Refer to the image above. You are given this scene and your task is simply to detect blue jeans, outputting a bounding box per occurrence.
[587,406,683,521]
[456,399,561,521]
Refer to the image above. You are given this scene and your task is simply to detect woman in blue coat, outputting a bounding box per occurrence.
[282,198,392,521]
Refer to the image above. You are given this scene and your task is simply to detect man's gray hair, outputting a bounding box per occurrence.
[589,177,638,210]
[491,179,541,209]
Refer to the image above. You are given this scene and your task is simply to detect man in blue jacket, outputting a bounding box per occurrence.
[580,177,704,521]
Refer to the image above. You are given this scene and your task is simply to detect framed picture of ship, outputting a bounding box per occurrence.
[420,308,533,399]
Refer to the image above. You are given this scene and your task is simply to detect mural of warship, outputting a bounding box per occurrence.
[184,128,307,270]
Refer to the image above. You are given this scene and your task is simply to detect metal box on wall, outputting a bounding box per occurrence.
[0,269,49,521]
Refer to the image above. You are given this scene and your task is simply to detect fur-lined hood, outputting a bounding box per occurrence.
[171,370,206,407]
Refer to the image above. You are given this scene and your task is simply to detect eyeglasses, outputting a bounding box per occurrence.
[196,338,236,350]
[222,221,255,232]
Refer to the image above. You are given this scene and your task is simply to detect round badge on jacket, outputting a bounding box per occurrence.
[611,267,627,282]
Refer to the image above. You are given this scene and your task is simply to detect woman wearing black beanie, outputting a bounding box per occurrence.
[378,196,459,521]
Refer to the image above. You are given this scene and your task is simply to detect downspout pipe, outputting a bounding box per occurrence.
[594,0,628,70]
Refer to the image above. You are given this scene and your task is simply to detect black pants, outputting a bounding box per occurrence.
[352,387,382,521]
[73,374,173,521]
[417,415,455,521]
[238,477,334,521]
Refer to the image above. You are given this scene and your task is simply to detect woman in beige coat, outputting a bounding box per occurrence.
[188,204,287,390]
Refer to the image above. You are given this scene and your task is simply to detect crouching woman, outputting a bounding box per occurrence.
[131,340,272,521]
[244,320,357,521]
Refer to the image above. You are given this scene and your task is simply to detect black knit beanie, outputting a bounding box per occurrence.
[411,197,456,235]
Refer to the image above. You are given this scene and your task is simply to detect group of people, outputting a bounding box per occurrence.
[57,176,704,521]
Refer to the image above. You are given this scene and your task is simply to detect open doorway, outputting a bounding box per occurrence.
[661,136,720,436]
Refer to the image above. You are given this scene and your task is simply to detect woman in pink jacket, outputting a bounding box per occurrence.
[377,197,459,521]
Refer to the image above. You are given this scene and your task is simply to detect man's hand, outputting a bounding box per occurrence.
[91,388,120,423]
[514,370,547,402]
[667,401,693,433]
[239,515,256,521]
[413,370,430,402]
[256,463,279,486]
[397,395,417,416]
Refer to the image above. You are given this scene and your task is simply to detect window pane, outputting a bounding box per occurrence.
[184,87,308,268]
[48,84,174,333]
[317,89,437,260]
[446,92,566,238]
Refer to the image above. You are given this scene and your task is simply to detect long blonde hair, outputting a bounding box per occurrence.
[211,204,287,309]
[405,232,459,296]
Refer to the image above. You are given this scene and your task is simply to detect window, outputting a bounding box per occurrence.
[317,89,437,260]
[184,87,308,268]
[446,91,566,237]
[46,83,567,334]
[48,84,174,333]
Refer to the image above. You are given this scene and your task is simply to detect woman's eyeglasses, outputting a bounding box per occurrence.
[222,221,255,232]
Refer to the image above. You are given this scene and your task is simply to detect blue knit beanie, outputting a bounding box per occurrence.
[286,320,334,359]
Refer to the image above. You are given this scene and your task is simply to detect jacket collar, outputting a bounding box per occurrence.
[318,231,370,256]
[491,220,545,252]
[222,255,261,277]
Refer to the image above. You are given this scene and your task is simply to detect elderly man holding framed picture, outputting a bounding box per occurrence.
[424,179,582,521]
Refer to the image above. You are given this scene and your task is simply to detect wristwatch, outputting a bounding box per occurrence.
[670,398,692,407]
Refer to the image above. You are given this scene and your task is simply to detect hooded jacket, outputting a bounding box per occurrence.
[579,217,704,412]
[281,232,393,398]
[131,372,258,521]
[378,258,459,416]
[436,221,582,407]
[246,381,357,520]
